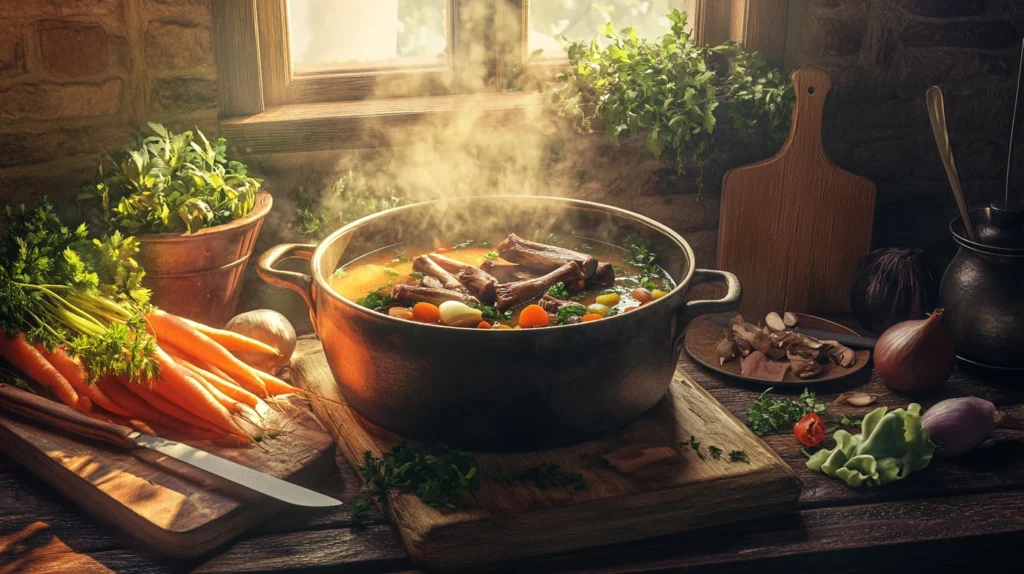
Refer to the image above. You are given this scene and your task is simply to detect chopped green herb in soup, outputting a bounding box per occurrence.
[329,234,675,329]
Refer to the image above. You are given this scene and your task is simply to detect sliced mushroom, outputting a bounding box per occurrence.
[716,338,739,365]
[783,311,799,328]
[822,341,857,368]
[788,350,824,379]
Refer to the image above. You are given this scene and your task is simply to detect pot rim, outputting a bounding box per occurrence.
[309,195,697,332]
[949,214,1024,257]
[133,190,273,243]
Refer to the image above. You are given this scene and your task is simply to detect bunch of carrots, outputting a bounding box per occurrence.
[0,309,300,445]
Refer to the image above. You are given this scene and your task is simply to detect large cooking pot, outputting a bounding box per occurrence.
[258,196,739,450]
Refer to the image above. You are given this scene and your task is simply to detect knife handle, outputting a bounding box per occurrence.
[0,383,137,449]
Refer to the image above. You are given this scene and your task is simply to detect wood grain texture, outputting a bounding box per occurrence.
[255,0,290,107]
[212,0,264,117]
[219,92,545,154]
[290,339,801,572]
[684,313,870,385]
[0,396,335,559]
[741,0,788,66]
[717,67,876,314]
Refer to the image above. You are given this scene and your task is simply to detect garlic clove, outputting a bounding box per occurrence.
[833,391,879,406]
[765,312,786,332]
[783,311,799,327]
[438,300,483,327]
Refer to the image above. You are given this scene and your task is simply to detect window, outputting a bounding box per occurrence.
[213,0,789,154]
[287,0,449,74]
[529,0,698,60]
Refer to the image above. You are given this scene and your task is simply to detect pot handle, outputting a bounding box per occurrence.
[675,269,742,347]
[257,243,317,315]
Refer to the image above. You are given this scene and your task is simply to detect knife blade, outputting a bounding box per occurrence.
[131,433,342,507]
[702,313,876,349]
[0,382,342,508]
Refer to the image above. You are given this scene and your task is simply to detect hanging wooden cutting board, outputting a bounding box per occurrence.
[717,67,876,314]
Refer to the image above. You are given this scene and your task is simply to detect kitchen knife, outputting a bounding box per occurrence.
[0,382,342,508]
[703,314,877,349]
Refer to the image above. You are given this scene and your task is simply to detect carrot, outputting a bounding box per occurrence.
[36,345,132,417]
[118,375,226,436]
[145,310,266,395]
[254,369,302,397]
[517,304,550,328]
[88,409,158,436]
[176,356,263,409]
[0,332,83,411]
[95,376,191,431]
[412,302,440,323]
[476,321,491,329]
[148,348,250,440]
[581,313,603,322]
[179,362,241,412]
[180,317,281,356]
[163,344,267,405]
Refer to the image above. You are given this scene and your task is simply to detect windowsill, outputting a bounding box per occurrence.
[219,91,547,156]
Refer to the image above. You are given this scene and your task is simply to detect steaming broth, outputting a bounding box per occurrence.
[330,235,675,328]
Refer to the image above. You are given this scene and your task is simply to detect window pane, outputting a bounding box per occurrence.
[288,0,447,74]
[529,0,696,59]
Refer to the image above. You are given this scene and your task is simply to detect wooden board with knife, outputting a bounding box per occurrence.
[0,384,338,558]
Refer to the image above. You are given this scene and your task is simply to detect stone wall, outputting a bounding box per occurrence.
[0,0,218,208]
[786,0,1024,268]
[2,0,1022,277]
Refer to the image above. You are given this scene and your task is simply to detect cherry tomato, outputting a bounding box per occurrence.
[794,412,825,447]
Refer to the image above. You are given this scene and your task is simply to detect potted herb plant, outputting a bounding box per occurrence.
[549,9,793,197]
[79,123,271,326]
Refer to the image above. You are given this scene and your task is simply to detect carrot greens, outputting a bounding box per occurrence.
[0,202,157,380]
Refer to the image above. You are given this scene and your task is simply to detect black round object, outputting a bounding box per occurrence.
[849,247,937,334]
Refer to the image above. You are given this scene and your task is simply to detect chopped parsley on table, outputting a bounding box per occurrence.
[358,443,478,509]
[497,464,587,492]
[747,387,826,437]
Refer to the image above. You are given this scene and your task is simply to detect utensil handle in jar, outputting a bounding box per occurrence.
[0,383,137,449]
[675,269,742,349]
[257,243,317,314]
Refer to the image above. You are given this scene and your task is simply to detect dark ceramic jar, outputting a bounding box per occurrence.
[939,212,1024,369]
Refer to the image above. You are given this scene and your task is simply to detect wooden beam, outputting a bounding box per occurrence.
[256,0,291,106]
[742,0,789,66]
[696,0,788,66]
[212,0,264,117]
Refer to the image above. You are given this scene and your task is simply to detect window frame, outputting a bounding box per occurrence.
[213,0,788,153]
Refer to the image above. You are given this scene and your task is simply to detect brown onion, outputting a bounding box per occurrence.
[874,309,955,393]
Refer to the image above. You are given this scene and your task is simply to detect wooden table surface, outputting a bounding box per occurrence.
[2,327,1023,573]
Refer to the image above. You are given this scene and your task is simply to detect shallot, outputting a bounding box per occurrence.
[921,397,1023,458]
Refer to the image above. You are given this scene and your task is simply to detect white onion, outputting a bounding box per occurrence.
[224,309,296,373]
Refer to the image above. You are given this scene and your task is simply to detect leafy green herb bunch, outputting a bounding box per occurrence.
[549,9,794,196]
[0,201,158,380]
[80,123,262,234]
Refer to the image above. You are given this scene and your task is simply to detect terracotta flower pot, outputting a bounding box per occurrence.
[136,191,273,327]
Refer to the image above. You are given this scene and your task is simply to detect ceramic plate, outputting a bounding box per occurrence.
[683,312,871,385]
